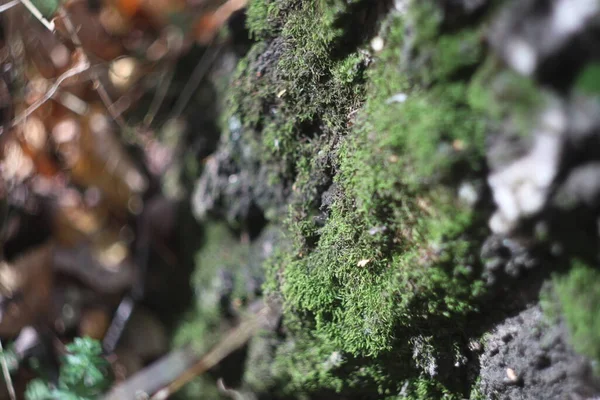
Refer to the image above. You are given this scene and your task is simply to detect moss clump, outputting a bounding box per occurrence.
[173,222,252,353]
[207,0,553,397]
[553,260,600,367]
[173,223,280,398]
[468,378,486,400]
[25,338,113,400]
[245,0,285,40]
[467,58,546,139]
[227,0,367,185]
[574,62,600,96]
[258,1,495,396]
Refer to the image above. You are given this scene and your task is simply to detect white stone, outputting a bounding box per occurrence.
[506,38,537,75]
[371,36,384,52]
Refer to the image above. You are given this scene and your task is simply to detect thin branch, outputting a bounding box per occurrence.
[52,90,89,116]
[103,304,276,400]
[19,0,54,31]
[11,58,90,127]
[150,306,270,400]
[143,63,175,128]
[0,339,16,400]
[217,378,245,400]
[0,0,19,13]
[167,42,221,122]
[56,7,129,131]
[101,296,135,355]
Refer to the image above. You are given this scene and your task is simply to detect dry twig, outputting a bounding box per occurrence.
[11,58,91,127]
[0,339,16,400]
[103,303,277,400]
[56,7,129,131]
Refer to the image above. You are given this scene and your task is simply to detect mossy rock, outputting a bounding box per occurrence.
[237,2,500,397]
[180,0,563,398]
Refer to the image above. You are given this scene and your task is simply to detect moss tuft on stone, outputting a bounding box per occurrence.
[185,0,556,397]
[256,1,495,395]
[554,260,600,368]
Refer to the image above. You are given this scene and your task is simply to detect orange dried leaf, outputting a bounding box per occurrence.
[193,0,248,44]
[115,0,142,17]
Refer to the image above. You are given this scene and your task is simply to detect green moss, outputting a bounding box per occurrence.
[259,1,493,395]
[468,378,487,400]
[25,338,113,400]
[246,0,284,39]
[332,53,364,85]
[553,260,600,367]
[210,0,539,397]
[402,378,462,400]
[227,0,367,184]
[467,58,545,137]
[539,281,561,323]
[574,62,600,96]
[173,223,251,353]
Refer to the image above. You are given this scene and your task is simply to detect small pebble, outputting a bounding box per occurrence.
[386,93,408,104]
[371,36,384,52]
[109,57,138,89]
[468,340,482,352]
[357,259,371,267]
[506,367,519,382]
[458,181,479,206]
[368,226,387,235]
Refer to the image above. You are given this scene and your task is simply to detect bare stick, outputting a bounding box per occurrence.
[11,58,90,127]
[52,91,89,116]
[150,306,270,400]
[56,8,128,131]
[217,378,245,400]
[19,0,54,31]
[167,42,221,122]
[103,304,276,400]
[0,339,16,400]
[143,63,175,128]
[0,0,19,13]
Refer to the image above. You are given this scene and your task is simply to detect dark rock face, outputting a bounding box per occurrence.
[478,306,600,400]
[481,235,542,286]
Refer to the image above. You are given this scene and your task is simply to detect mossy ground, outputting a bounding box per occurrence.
[175,0,600,398]
[544,260,600,371]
